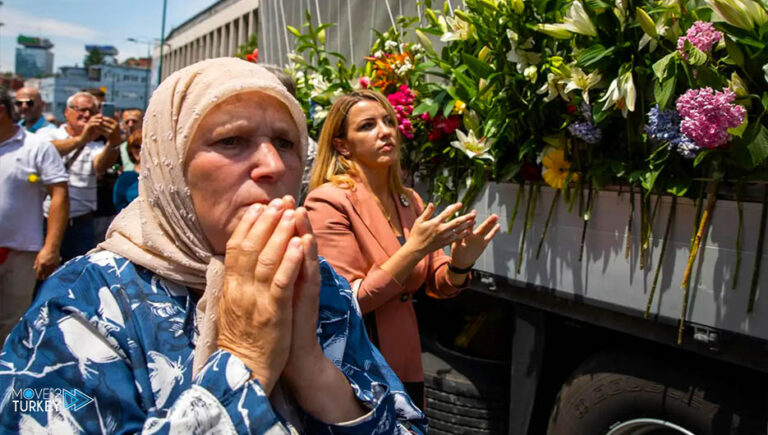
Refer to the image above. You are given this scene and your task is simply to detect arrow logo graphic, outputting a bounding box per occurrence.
[63,389,93,411]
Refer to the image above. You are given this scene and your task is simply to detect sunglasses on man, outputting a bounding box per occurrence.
[14,99,34,108]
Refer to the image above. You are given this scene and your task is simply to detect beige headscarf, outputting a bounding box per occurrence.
[98,57,308,375]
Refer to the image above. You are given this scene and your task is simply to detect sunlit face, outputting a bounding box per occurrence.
[335,99,399,170]
[122,110,143,135]
[15,88,43,123]
[185,91,302,254]
[64,95,97,135]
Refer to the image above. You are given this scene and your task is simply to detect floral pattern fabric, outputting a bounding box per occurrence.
[0,251,427,434]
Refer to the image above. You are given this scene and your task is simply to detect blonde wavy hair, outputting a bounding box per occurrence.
[308,90,407,196]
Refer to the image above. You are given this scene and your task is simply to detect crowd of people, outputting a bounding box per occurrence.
[0,57,499,433]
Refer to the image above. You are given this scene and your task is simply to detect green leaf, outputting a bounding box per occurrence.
[762,92,768,111]
[652,52,676,80]
[584,0,611,10]
[654,75,676,110]
[694,66,724,88]
[684,40,708,66]
[728,117,748,138]
[413,98,439,117]
[287,25,301,37]
[461,53,494,79]
[641,169,662,193]
[443,100,455,118]
[499,162,522,182]
[731,125,768,169]
[665,176,691,196]
[577,44,614,68]
[693,148,716,168]
[725,36,745,66]
[453,69,478,99]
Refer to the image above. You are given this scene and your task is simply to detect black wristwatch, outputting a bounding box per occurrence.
[448,262,473,274]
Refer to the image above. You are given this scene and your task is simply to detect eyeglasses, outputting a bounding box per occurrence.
[69,105,96,115]
[14,99,34,108]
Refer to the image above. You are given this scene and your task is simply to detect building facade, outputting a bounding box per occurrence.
[154,0,259,82]
[15,36,54,79]
[40,64,151,121]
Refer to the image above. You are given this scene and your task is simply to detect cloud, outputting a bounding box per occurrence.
[2,8,100,41]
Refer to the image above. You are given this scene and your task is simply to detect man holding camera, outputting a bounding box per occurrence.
[38,91,120,261]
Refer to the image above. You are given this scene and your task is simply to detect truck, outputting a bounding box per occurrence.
[257,1,768,433]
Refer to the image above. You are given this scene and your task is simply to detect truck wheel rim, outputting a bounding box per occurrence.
[605,418,696,435]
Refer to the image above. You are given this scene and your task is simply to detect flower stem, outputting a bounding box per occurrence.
[748,185,768,313]
[508,180,525,234]
[536,189,561,260]
[679,179,720,344]
[641,192,663,271]
[625,185,635,260]
[578,186,594,263]
[690,182,706,252]
[639,190,648,270]
[646,196,676,319]
[516,183,536,275]
[733,183,744,290]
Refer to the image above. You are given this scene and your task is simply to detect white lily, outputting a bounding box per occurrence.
[524,65,538,83]
[764,63,768,84]
[730,72,749,97]
[613,0,628,26]
[599,72,636,117]
[308,73,329,99]
[563,67,602,104]
[638,18,669,52]
[451,130,495,161]
[706,0,768,30]
[441,15,475,41]
[535,23,573,39]
[507,36,542,73]
[563,1,598,37]
[537,72,570,102]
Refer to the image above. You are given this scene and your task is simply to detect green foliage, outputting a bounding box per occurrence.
[84,48,104,67]
[234,33,259,60]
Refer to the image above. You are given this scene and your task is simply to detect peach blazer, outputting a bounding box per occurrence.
[305,181,466,383]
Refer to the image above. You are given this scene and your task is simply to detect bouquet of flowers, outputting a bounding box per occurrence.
[285,0,768,339]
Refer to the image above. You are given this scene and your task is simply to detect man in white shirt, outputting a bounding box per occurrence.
[0,86,69,342]
[39,91,120,261]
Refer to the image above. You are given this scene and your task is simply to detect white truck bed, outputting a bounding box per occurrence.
[469,183,767,341]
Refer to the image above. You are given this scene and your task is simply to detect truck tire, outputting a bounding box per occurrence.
[422,334,510,434]
[547,351,764,435]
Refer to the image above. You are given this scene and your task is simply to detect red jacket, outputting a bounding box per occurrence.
[305,181,466,382]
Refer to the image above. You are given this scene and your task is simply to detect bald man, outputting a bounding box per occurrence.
[15,87,55,134]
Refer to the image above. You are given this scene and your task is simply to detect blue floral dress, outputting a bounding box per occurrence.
[0,251,427,434]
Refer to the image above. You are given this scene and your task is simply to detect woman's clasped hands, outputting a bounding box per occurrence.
[216,195,322,396]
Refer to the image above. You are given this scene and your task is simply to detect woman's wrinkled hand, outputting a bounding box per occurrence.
[405,202,476,257]
[282,207,325,385]
[217,197,304,395]
[450,214,501,269]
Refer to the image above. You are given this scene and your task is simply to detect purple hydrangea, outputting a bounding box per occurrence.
[676,87,746,149]
[646,105,701,159]
[568,121,602,144]
[677,21,722,61]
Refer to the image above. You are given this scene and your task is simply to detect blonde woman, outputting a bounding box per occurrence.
[305,90,500,408]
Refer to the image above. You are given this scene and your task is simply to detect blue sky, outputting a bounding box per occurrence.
[0,0,220,74]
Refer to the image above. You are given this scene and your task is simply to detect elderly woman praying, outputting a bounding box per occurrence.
[0,58,426,434]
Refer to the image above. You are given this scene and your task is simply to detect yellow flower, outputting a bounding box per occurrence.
[542,149,577,189]
[453,100,467,114]
[27,173,39,183]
